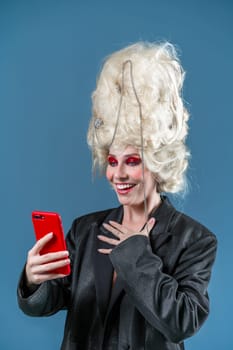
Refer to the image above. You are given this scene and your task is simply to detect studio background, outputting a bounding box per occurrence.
[0,0,232,349]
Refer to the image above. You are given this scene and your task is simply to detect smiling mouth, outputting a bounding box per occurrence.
[115,183,136,194]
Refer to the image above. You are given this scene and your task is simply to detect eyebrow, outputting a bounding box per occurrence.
[108,153,141,158]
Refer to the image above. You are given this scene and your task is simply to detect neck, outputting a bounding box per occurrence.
[123,192,161,224]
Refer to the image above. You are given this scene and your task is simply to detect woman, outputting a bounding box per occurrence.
[18,42,217,350]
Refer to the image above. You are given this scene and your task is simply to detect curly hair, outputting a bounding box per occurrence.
[87,42,190,193]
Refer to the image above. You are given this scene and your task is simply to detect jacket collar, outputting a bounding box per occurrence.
[149,195,177,234]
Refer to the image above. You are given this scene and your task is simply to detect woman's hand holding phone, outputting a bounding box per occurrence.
[25,232,70,286]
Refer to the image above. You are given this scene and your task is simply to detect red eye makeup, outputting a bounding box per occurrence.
[125,156,142,166]
[107,156,118,167]
[107,155,141,167]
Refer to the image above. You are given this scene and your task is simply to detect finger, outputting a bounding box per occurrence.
[108,221,129,233]
[142,218,156,235]
[30,232,54,255]
[27,251,69,274]
[37,250,69,264]
[98,248,112,255]
[31,272,69,285]
[31,258,70,274]
[97,235,119,245]
[102,223,122,237]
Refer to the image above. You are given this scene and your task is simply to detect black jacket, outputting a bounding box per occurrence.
[17,197,217,350]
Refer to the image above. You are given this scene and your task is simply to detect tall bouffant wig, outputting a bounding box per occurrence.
[87,42,190,193]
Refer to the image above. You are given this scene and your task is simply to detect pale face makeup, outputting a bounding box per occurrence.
[106,145,160,211]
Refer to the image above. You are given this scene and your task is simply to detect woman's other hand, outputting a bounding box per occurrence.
[98,217,155,254]
[25,232,70,286]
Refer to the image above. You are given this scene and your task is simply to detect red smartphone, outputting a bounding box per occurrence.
[32,210,70,275]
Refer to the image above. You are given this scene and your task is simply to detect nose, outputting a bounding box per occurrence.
[114,164,128,180]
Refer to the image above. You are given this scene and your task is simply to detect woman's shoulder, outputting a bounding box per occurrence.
[73,208,114,225]
[70,206,122,231]
[161,196,217,243]
[171,207,217,245]
[65,208,118,244]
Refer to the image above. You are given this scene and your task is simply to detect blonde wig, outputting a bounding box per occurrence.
[87,42,190,193]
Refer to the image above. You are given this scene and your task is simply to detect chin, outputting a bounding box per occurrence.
[116,196,130,205]
[116,195,143,207]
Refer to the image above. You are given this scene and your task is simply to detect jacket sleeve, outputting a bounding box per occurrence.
[17,218,78,317]
[109,229,217,343]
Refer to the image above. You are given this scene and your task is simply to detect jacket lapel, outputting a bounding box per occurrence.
[93,206,123,323]
[149,196,177,249]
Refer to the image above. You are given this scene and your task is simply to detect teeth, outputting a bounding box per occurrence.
[116,184,134,190]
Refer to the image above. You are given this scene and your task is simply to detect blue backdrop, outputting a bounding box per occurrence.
[0,0,232,349]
